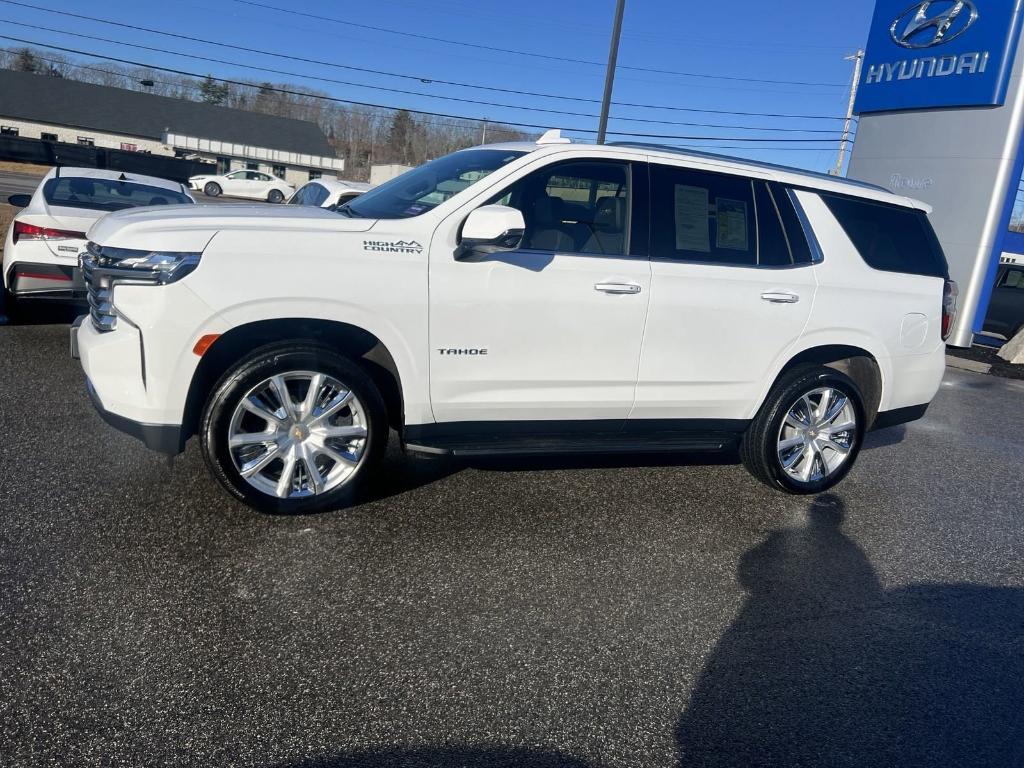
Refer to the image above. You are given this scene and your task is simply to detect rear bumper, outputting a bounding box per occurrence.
[85,376,186,455]
[871,403,929,431]
[5,261,85,296]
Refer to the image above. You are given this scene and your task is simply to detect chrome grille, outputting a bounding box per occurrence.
[82,243,117,332]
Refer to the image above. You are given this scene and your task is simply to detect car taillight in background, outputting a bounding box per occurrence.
[12,221,87,244]
[942,279,959,341]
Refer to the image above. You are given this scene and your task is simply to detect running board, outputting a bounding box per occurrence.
[405,431,742,458]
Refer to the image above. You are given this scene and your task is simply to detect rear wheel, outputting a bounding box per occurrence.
[267,189,285,204]
[203,182,222,197]
[200,343,388,513]
[741,365,865,494]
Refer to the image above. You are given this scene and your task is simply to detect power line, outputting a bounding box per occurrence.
[228,0,847,88]
[0,35,848,146]
[1,18,847,138]
[0,0,852,122]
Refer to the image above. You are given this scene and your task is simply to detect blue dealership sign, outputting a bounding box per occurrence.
[856,0,1024,114]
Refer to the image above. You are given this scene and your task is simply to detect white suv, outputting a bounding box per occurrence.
[72,135,955,513]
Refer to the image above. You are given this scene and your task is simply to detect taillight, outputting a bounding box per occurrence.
[13,221,87,244]
[942,279,958,341]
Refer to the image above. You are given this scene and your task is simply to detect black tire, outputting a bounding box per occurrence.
[203,182,222,197]
[740,364,866,495]
[0,288,16,323]
[267,189,285,204]
[199,342,388,514]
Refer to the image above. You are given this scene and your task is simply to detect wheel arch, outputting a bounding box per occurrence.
[767,344,885,427]
[182,318,405,443]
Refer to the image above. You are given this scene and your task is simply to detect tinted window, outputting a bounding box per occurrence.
[346,149,525,219]
[821,194,948,278]
[771,183,813,264]
[754,181,791,267]
[296,184,328,206]
[651,164,757,265]
[493,161,630,255]
[1000,267,1024,289]
[43,177,193,212]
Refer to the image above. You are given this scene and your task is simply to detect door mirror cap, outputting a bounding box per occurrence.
[456,204,525,260]
[7,194,31,208]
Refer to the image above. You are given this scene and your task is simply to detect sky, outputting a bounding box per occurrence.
[0,0,880,173]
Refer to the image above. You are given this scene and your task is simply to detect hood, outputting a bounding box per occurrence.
[86,203,378,252]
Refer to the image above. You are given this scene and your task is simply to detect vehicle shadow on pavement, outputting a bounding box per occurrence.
[675,493,1024,767]
[274,493,1024,767]
[279,747,590,767]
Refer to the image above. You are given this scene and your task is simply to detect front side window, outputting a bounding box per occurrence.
[43,177,193,211]
[226,170,245,180]
[346,148,526,219]
[492,160,630,256]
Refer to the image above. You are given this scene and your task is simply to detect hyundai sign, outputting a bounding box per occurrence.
[856,0,1024,113]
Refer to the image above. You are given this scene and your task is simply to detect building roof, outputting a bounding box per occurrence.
[0,69,333,156]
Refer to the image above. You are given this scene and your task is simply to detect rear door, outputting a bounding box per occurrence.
[632,161,817,422]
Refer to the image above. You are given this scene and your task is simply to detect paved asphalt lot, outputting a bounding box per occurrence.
[2,309,1024,768]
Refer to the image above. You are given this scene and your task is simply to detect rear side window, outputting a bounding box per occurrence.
[649,164,813,267]
[821,194,948,278]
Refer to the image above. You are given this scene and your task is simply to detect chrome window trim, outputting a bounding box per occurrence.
[786,188,825,265]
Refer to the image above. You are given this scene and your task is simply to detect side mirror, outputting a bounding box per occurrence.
[7,194,30,209]
[456,204,525,260]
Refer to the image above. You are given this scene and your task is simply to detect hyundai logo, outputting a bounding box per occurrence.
[890,0,979,49]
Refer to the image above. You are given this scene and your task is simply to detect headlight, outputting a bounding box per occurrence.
[87,244,202,285]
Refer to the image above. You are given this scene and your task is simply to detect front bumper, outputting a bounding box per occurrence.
[72,312,193,456]
[85,376,186,455]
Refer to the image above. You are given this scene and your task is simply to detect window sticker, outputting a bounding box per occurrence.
[674,185,710,252]
[716,197,749,251]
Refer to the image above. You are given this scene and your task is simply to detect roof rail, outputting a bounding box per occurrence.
[608,142,890,194]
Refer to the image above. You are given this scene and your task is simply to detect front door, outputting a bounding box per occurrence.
[429,159,651,425]
[633,161,817,422]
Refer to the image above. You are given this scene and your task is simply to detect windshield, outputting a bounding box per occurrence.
[345,148,527,219]
[43,177,193,212]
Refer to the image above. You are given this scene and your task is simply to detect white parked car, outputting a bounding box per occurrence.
[2,167,194,312]
[189,170,294,203]
[73,133,954,513]
[288,178,371,209]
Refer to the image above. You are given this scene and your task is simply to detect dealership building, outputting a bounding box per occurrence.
[850,0,1024,347]
[0,69,343,185]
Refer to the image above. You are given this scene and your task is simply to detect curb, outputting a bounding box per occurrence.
[946,355,992,375]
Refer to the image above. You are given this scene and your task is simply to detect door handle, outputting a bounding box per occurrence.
[595,282,642,295]
[761,292,800,304]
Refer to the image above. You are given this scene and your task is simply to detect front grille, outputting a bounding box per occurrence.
[82,243,117,332]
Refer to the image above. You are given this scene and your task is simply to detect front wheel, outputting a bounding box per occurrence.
[200,343,388,513]
[267,189,285,204]
[203,182,222,197]
[741,365,865,494]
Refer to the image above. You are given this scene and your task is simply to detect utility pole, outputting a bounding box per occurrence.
[597,0,626,145]
[481,119,488,145]
[832,50,864,177]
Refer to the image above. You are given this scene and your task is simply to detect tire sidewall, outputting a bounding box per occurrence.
[204,182,221,197]
[268,189,284,204]
[759,369,866,494]
[200,345,387,514]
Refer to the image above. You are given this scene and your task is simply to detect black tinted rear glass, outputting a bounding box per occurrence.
[821,193,948,278]
[44,177,192,212]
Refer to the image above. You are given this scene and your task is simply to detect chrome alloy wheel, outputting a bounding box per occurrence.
[776,387,857,484]
[227,371,368,499]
